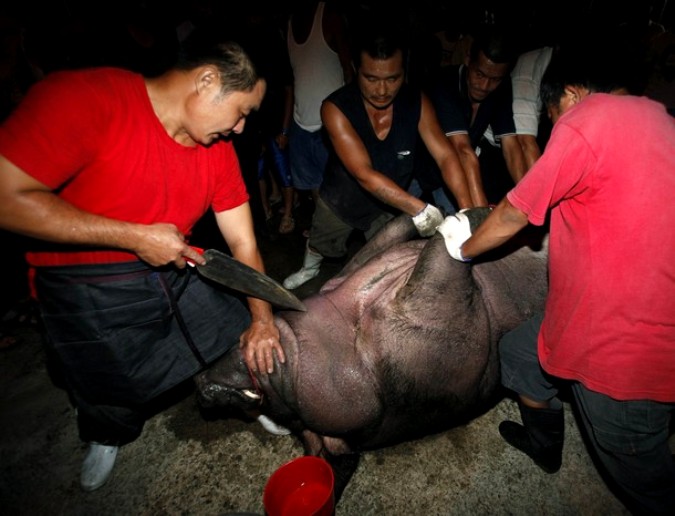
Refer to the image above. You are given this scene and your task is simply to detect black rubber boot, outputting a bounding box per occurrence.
[499,404,564,474]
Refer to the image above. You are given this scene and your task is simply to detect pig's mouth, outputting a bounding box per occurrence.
[196,382,262,408]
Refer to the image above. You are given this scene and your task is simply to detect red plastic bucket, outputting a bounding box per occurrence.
[263,456,335,516]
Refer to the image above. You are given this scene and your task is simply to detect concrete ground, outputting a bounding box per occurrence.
[0,200,633,515]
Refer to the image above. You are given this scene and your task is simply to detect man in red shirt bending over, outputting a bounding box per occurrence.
[0,35,288,491]
[439,51,675,513]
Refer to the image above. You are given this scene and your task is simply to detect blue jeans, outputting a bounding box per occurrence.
[258,137,292,188]
[288,120,328,191]
[499,314,675,514]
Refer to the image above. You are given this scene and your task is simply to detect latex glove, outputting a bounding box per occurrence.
[437,212,472,262]
[412,204,444,237]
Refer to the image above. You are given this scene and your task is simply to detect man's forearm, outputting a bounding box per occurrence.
[0,188,199,266]
[0,156,142,249]
[438,155,474,209]
[461,197,528,259]
[0,188,141,249]
[503,136,528,184]
[457,149,488,207]
[355,170,425,217]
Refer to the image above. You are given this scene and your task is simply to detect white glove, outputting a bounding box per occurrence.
[437,213,472,262]
[412,204,444,237]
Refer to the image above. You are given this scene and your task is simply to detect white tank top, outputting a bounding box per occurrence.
[287,2,345,132]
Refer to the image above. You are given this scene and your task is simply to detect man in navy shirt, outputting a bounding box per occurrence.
[283,24,477,290]
[418,24,526,207]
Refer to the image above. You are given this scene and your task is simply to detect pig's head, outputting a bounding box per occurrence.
[194,345,262,410]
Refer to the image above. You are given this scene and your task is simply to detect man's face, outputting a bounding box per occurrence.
[358,50,405,110]
[465,51,510,103]
[188,75,266,146]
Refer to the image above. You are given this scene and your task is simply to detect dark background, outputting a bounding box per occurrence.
[0,0,673,318]
[2,0,673,75]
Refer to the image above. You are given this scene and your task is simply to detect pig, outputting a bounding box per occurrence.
[195,209,548,500]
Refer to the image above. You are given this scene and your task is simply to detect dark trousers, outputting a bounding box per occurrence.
[572,384,675,515]
[500,314,675,514]
[477,140,515,206]
[36,261,249,446]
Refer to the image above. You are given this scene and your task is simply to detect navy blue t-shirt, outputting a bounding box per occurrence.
[431,64,516,147]
[320,81,422,230]
[417,65,516,196]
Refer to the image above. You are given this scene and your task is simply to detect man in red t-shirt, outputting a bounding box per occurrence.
[439,55,675,513]
[0,37,289,491]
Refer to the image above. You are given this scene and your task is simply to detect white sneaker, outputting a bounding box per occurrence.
[257,415,291,436]
[80,443,119,491]
[282,267,320,290]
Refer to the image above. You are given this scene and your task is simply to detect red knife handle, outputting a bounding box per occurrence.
[185,246,205,267]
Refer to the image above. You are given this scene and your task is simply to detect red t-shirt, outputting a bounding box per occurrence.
[508,94,675,402]
[0,68,248,266]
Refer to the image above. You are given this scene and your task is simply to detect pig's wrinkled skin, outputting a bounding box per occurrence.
[195,210,548,500]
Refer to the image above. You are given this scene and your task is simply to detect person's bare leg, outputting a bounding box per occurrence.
[279,186,295,234]
[269,171,281,204]
[259,178,273,220]
[520,395,550,409]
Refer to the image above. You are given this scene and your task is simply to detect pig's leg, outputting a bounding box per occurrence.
[301,429,360,504]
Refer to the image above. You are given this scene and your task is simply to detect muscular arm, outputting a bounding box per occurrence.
[501,134,528,184]
[0,155,204,267]
[460,196,529,259]
[418,93,474,209]
[215,204,283,375]
[321,100,426,216]
[446,133,489,207]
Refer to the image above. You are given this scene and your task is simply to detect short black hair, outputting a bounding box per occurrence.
[352,18,408,69]
[469,24,517,65]
[540,45,637,108]
[540,23,649,108]
[175,29,260,96]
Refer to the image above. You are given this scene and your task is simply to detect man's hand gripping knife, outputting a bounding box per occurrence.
[412,203,444,237]
[438,210,474,262]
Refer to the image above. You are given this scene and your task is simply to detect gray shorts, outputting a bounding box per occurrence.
[499,311,559,402]
[309,197,393,258]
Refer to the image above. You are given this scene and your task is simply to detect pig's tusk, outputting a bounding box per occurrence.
[242,389,261,400]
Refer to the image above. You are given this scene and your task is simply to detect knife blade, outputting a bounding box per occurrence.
[187,247,306,312]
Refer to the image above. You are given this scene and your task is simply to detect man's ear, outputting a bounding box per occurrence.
[564,85,590,105]
[196,66,219,95]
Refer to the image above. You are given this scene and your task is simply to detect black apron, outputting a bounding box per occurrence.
[36,261,249,406]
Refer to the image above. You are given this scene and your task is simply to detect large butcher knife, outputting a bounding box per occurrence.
[188,248,306,311]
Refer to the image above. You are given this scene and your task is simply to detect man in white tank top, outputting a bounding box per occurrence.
[511,46,554,169]
[286,1,353,199]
